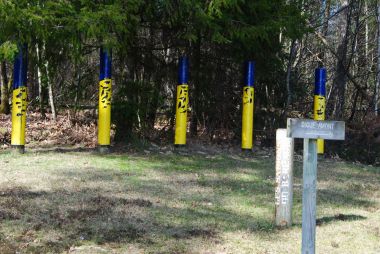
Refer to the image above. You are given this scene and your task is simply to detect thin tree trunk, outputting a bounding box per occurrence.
[286,39,297,107]
[319,0,331,65]
[190,35,202,136]
[375,3,380,116]
[40,42,56,120]
[36,43,46,118]
[348,88,360,121]
[45,60,56,120]
[73,63,82,119]
[365,2,369,59]
[147,73,161,130]
[0,61,10,114]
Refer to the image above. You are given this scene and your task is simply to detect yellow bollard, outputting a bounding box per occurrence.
[241,61,255,150]
[314,68,326,154]
[98,78,112,145]
[11,45,28,153]
[98,48,112,152]
[174,57,189,146]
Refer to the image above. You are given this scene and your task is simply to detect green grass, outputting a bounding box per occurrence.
[0,149,379,253]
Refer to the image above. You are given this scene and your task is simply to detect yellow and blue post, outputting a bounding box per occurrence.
[98,47,112,153]
[174,56,189,146]
[11,44,28,154]
[314,68,326,154]
[242,61,255,150]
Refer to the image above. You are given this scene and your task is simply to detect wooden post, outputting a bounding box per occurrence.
[275,129,294,227]
[287,118,345,253]
[301,138,318,254]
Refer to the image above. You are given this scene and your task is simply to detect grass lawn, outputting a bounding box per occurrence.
[0,148,379,253]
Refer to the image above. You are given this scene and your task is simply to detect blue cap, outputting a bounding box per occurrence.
[245,61,255,87]
[100,47,112,80]
[178,57,188,84]
[315,68,326,96]
[13,44,28,89]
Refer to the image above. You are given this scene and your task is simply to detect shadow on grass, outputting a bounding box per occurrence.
[292,213,367,228]
[316,214,366,226]
[318,189,376,208]
[30,147,97,154]
[0,183,275,253]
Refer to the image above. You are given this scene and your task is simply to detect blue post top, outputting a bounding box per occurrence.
[99,47,112,80]
[178,56,188,85]
[13,44,28,89]
[245,61,255,87]
[315,68,326,96]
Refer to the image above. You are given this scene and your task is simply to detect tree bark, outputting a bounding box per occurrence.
[329,1,352,120]
[286,39,297,107]
[319,0,331,65]
[190,35,202,136]
[36,43,46,118]
[375,3,380,116]
[0,61,10,114]
[45,60,56,121]
[40,42,56,121]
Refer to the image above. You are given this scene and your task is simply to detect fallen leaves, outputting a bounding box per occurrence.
[0,111,114,149]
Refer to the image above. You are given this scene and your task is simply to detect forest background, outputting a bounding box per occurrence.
[0,0,379,163]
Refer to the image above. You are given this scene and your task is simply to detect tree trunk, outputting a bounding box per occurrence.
[348,88,360,121]
[36,43,46,118]
[147,75,160,130]
[329,1,352,120]
[45,60,56,121]
[319,0,331,65]
[40,42,56,120]
[190,36,202,136]
[375,3,380,116]
[0,61,10,114]
[285,39,297,107]
[74,65,81,107]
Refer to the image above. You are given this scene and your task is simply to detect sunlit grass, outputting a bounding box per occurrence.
[0,149,379,253]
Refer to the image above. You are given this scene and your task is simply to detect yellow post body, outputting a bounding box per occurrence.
[314,95,326,154]
[98,78,112,146]
[174,84,189,145]
[242,86,254,149]
[11,87,27,146]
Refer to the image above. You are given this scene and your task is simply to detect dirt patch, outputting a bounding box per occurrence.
[0,210,21,220]
[66,208,103,221]
[0,187,47,198]
[89,195,153,208]
[170,227,217,239]
[0,242,16,254]
[0,187,45,221]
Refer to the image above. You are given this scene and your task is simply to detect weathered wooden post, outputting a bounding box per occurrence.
[275,129,294,227]
[287,118,345,254]
[301,137,317,253]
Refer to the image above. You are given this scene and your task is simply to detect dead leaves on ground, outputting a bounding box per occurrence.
[0,111,113,149]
